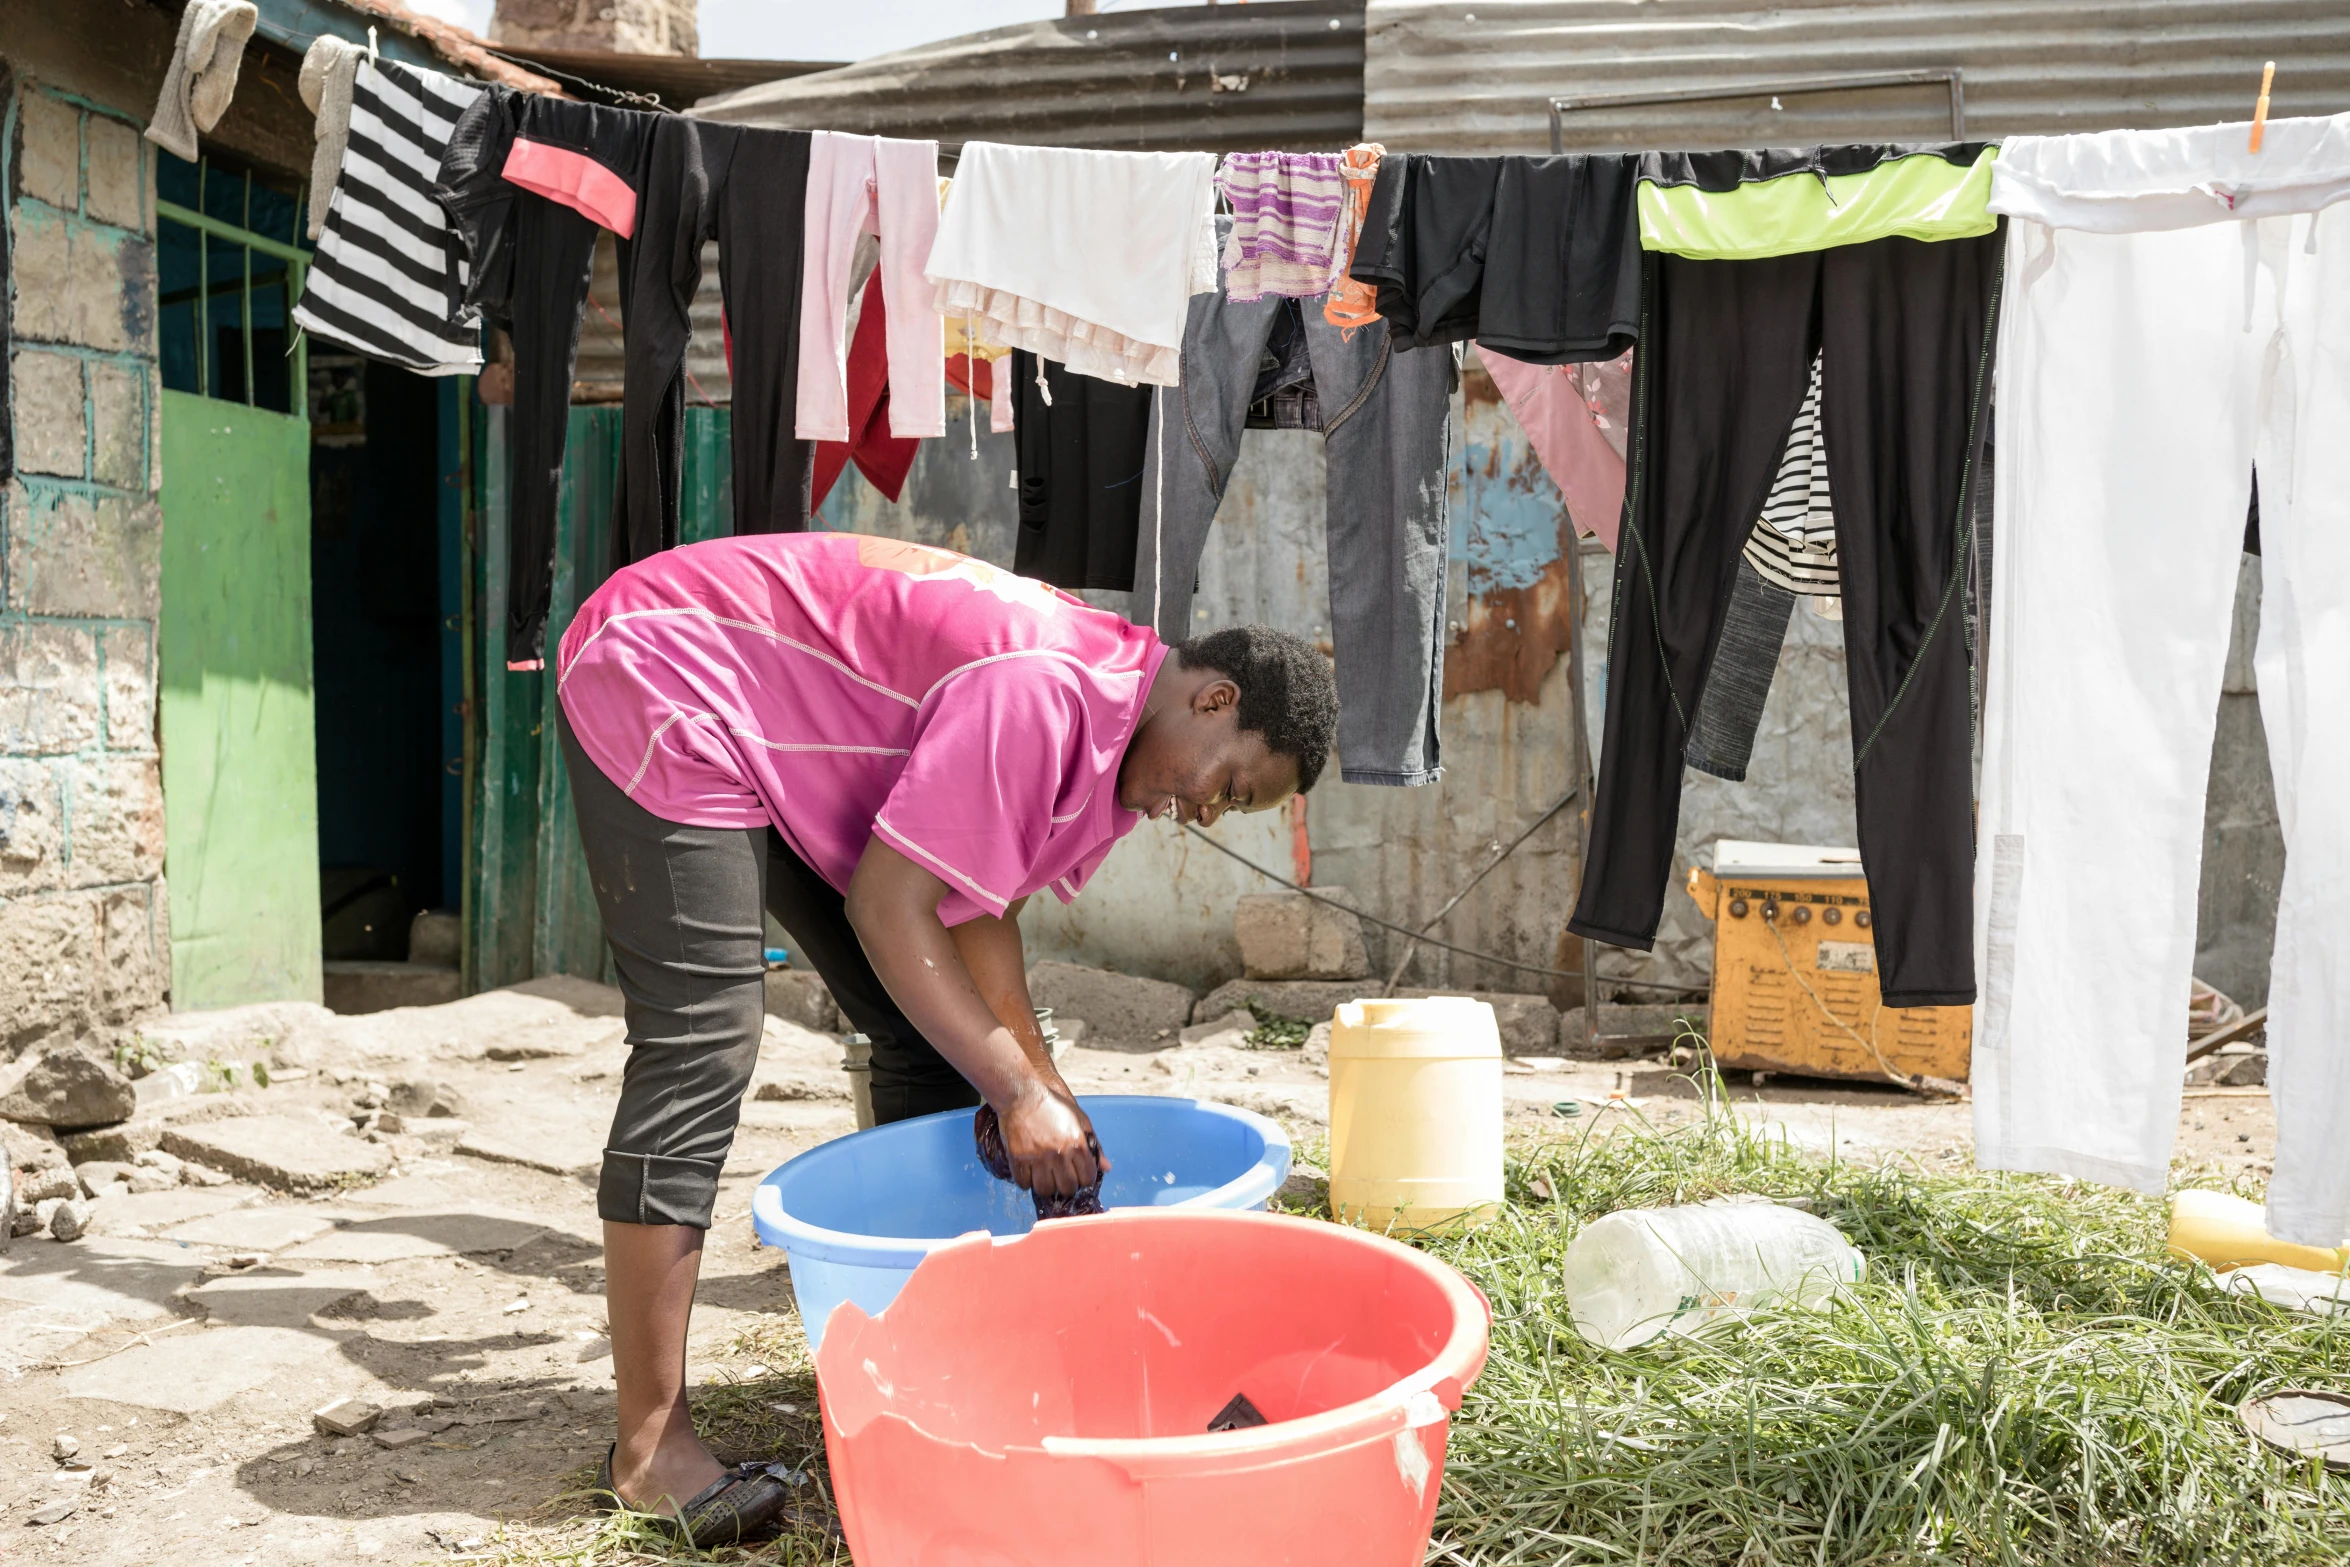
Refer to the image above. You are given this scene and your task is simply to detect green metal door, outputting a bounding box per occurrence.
[159,390,324,1007]
[470,405,732,988]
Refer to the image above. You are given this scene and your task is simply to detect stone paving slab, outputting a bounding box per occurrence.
[189,1267,376,1328]
[84,1185,260,1237]
[161,1206,339,1252]
[282,1210,543,1262]
[62,1323,339,1411]
[160,1116,392,1193]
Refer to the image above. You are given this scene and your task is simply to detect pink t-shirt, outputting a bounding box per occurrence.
[556,532,1166,925]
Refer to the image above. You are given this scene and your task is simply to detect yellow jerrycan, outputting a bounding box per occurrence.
[1327,996,1503,1235]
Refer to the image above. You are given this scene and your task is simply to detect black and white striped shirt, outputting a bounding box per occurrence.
[1743,351,1840,596]
[292,60,483,375]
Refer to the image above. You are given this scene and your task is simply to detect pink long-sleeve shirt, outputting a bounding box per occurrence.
[556,532,1166,924]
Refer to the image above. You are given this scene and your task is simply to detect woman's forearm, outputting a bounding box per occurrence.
[845,839,1099,1192]
[947,901,1057,1072]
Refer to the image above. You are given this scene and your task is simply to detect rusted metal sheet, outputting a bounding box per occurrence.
[1365,0,2350,154]
[693,1,1367,154]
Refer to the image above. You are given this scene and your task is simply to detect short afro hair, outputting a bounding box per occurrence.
[1172,625,1339,792]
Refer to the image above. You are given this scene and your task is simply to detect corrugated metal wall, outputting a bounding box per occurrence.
[571,233,730,405]
[1365,0,2350,152]
[694,1,1366,153]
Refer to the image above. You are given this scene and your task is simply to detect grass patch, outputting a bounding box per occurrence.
[1413,1087,2350,1565]
[1241,999,1312,1051]
[473,1076,2345,1565]
[461,1319,844,1565]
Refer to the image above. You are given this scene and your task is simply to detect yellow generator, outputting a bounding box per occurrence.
[1685,840,1971,1088]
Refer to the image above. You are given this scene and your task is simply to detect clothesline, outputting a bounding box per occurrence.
[270,37,2350,1249]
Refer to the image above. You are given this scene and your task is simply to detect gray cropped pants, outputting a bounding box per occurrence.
[560,714,978,1229]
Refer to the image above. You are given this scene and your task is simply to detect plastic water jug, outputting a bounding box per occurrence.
[1328,996,1503,1234]
[2167,1189,2350,1275]
[1562,1196,1865,1350]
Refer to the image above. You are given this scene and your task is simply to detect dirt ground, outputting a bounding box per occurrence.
[0,979,2278,1564]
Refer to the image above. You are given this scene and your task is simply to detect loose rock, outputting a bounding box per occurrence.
[386,1079,466,1119]
[48,1198,91,1241]
[52,1433,78,1461]
[763,968,843,1034]
[312,1397,383,1437]
[76,1160,137,1198]
[27,1498,76,1526]
[0,1049,138,1129]
[371,1426,430,1450]
[1025,962,1195,1047]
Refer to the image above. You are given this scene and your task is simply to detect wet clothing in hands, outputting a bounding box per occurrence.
[1348,152,1643,363]
[973,1104,1106,1220]
[1570,231,2003,1008]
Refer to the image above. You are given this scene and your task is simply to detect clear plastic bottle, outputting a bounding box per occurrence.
[1562,1196,1865,1350]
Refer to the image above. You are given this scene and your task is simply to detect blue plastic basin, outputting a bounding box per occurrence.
[751,1095,1291,1349]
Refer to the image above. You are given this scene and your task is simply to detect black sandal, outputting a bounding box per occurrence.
[592,1444,806,1547]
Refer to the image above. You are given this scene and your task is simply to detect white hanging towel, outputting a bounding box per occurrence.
[291,59,486,376]
[1973,112,2350,1248]
[145,0,260,161]
[925,142,1218,388]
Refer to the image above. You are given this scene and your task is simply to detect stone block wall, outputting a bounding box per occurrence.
[2,73,169,1058]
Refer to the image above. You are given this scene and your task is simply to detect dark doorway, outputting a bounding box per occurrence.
[310,356,446,959]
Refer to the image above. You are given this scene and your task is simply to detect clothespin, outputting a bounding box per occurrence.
[2249,61,2274,153]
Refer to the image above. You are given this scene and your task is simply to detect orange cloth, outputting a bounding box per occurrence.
[1322,143,1386,336]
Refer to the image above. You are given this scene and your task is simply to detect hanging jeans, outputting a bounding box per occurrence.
[1570,232,2003,1006]
[623,118,813,562]
[1131,254,1456,786]
[798,131,943,442]
[1974,116,2350,1245]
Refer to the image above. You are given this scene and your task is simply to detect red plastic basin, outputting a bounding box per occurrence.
[816,1208,1490,1566]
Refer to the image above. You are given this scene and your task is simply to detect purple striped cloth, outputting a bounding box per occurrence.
[1217,151,1348,301]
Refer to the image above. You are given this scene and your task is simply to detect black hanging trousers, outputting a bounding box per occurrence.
[622,119,814,565]
[1569,230,2003,1007]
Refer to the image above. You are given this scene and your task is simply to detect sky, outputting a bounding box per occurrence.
[405,1,1210,64]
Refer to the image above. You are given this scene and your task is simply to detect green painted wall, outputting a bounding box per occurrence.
[158,389,323,1007]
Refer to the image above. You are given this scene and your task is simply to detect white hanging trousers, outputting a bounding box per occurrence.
[1976,115,2350,1246]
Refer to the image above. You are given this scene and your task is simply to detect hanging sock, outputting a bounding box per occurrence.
[145,1,259,161]
[297,35,364,239]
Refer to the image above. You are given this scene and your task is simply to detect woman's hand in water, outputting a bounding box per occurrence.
[998,1080,1107,1198]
